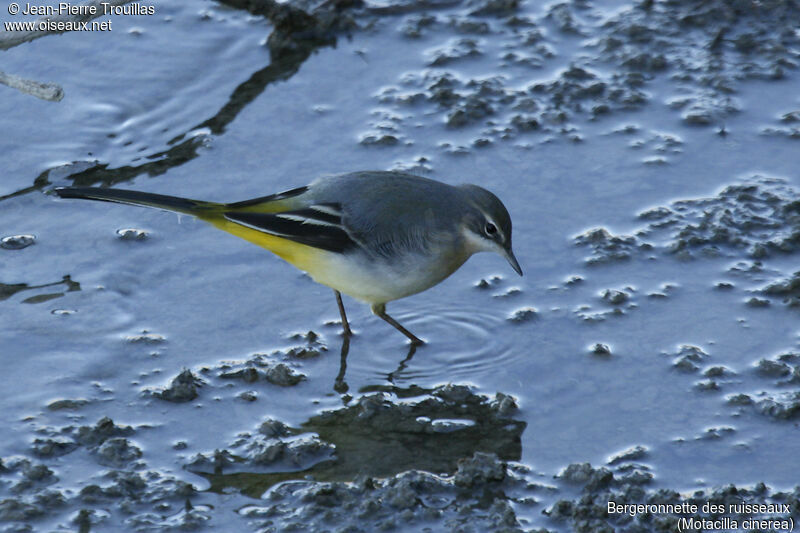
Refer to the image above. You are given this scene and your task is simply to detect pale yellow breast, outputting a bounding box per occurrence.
[208,217,471,305]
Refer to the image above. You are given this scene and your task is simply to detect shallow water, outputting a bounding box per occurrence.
[2,0,800,530]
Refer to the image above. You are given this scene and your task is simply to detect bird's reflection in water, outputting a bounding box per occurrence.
[385,344,418,384]
[333,335,350,394]
[333,334,419,395]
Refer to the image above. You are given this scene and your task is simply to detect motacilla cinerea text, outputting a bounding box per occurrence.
[55,171,522,344]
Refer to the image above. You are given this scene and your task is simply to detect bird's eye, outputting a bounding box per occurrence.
[484,222,497,236]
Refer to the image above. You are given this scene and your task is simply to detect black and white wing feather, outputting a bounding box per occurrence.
[223,203,358,254]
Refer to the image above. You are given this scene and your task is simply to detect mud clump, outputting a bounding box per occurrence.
[752,393,800,420]
[264,363,305,386]
[668,344,710,373]
[590,343,612,357]
[508,306,537,323]
[546,460,800,533]
[125,330,166,344]
[303,385,525,479]
[215,333,322,387]
[595,0,800,126]
[0,235,36,250]
[95,438,143,467]
[150,368,202,402]
[116,228,148,241]
[761,271,800,309]
[601,288,631,306]
[427,37,483,67]
[217,352,308,387]
[46,398,89,411]
[285,330,328,358]
[0,417,198,531]
[29,417,135,463]
[366,0,800,151]
[30,437,78,459]
[665,341,800,421]
[574,287,638,322]
[469,0,519,17]
[240,452,527,532]
[727,352,800,421]
[188,384,526,507]
[358,132,402,146]
[756,357,795,379]
[746,296,771,308]
[644,179,800,260]
[574,227,651,265]
[670,182,800,259]
[762,110,800,140]
[3,459,58,495]
[576,177,800,267]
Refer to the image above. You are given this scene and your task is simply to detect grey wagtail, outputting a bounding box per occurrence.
[55,171,522,344]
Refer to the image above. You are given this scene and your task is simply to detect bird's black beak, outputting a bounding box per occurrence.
[502,247,523,276]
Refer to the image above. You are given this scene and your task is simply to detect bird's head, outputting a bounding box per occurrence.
[458,184,522,276]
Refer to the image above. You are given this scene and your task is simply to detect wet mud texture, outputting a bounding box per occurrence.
[188,384,524,495]
[576,177,800,266]
[547,461,800,533]
[574,176,800,419]
[1,417,198,530]
[0,385,528,532]
[366,0,800,150]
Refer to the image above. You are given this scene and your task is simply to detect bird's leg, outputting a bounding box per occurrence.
[334,290,353,337]
[371,303,424,345]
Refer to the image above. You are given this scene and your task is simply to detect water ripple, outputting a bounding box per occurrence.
[354,303,523,386]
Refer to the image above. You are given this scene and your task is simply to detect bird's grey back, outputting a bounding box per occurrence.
[309,171,472,257]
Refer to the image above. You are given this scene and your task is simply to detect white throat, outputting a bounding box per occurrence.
[460,226,501,255]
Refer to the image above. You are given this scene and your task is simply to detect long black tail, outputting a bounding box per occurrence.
[54,187,218,215]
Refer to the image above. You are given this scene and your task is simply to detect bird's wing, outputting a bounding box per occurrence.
[222,203,358,254]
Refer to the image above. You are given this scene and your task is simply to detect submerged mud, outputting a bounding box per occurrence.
[189,384,525,496]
